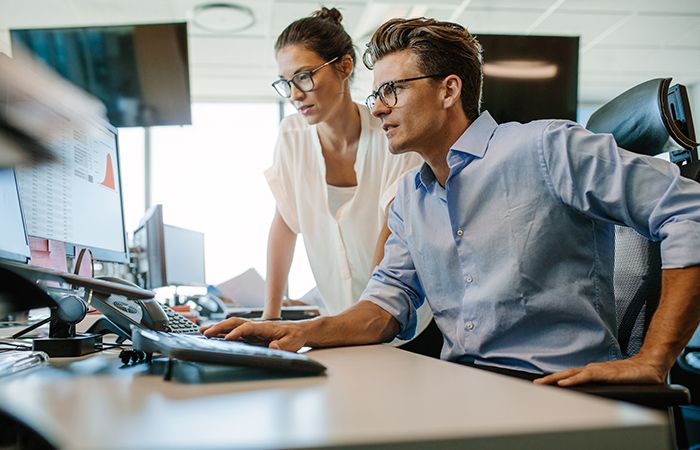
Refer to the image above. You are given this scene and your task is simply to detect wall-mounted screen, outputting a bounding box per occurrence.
[11,22,191,128]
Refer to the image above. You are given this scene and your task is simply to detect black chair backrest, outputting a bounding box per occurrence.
[587,78,699,357]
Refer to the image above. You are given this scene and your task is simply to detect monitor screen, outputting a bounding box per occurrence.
[15,117,129,263]
[164,224,206,287]
[11,22,191,128]
[477,34,579,124]
[0,168,31,263]
[133,205,206,288]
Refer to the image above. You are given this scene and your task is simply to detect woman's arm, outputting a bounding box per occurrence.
[263,209,297,319]
[371,202,392,269]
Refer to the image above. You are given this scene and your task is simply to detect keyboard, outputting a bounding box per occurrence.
[225,305,320,321]
[131,328,327,375]
[161,303,201,334]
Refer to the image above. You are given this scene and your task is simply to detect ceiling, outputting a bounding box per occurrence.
[1,0,700,107]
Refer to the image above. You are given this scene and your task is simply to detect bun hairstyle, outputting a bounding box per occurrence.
[275,7,356,79]
[313,6,343,24]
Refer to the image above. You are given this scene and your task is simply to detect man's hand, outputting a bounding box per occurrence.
[533,355,666,387]
[200,317,309,352]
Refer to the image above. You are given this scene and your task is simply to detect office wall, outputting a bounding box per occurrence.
[689,83,700,137]
[0,29,10,55]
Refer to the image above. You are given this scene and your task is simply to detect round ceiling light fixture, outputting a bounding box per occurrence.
[191,2,255,33]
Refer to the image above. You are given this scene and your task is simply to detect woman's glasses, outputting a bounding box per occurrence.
[272,56,339,98]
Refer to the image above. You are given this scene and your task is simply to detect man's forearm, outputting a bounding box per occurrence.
[637,265,700,374]
[303,300,400,348]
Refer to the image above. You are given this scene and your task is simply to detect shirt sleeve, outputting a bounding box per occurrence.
[539,120,700,269]
[361,181,426,339]
[378,152,423,214]
[263,123,300,233]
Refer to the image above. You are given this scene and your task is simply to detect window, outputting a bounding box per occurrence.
[119,102,315,298]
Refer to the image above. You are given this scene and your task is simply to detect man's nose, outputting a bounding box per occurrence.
[370,99,389,117]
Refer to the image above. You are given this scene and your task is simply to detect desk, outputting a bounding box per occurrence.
[0,344,668,450]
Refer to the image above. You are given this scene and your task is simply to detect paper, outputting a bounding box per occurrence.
[0,350,48,377]
[216,268,265,308]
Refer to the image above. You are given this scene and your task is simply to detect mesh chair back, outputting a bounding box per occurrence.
[613,226,662,357]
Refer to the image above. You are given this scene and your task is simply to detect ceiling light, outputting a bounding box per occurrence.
[483,60,558,80]
[191,2,255,33]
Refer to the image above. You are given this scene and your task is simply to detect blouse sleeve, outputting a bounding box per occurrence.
[263,122,300,233]
[378,152,423,214]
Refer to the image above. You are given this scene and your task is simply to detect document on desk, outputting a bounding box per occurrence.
[216,268,265,308]
[0,351,48,377]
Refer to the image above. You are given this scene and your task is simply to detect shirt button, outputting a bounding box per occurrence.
[465,274,474,284]
[466,321,475,331]
[456,228,464,237]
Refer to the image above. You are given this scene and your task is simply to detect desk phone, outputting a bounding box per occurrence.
[87,277,200,340]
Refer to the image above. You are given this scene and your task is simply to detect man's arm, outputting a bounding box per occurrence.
[535,265,700,386]
[201,300,400,352]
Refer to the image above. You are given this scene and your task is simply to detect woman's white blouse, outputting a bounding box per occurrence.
[265,104,422,316]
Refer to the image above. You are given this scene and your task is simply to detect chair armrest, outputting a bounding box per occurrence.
[570,383,690,410]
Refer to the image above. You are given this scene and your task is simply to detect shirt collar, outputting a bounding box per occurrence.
[449,110,498,159]
[414,111,499,190]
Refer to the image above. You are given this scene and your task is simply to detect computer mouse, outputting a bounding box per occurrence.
[240,335,272,347]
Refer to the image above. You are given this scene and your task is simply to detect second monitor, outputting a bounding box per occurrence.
[133,204,206,289]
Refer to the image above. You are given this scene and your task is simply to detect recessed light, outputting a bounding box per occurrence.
[191,2,255,33]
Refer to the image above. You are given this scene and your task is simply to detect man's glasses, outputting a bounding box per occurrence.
[272,56,339,98]
[365,74,448,110]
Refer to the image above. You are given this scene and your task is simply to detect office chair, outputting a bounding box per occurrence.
[583,77,699,449]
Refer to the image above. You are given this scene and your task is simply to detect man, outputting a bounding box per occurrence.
[204,18,700,386]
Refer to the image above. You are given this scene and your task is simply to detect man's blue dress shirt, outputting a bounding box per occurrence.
[362,111,700,374]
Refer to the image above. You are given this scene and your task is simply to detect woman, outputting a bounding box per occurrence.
[262,7,427,335]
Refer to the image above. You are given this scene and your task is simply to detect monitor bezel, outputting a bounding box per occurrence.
[0,168,31,264]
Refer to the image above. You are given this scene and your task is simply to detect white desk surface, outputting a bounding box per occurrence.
[0,344,669,450]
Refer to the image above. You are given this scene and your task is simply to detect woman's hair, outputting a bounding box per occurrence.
[275,7,356,78]
[363,18,483,121]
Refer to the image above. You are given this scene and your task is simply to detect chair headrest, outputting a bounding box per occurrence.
[586,78,697,156]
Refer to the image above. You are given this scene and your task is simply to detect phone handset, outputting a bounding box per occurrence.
[86,277,169,340]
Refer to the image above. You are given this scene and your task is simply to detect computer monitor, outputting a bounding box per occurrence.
[133,204,166,289]
[133,204,206,289]
[11,22,192,128]
[477,34,579,123]
[0,168,31,263]
[15,117,129,263]
[163,224,206,287]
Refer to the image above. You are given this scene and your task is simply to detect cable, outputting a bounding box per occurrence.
[74,247,95,277]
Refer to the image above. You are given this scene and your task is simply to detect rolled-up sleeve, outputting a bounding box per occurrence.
[539,120,700,268]
[264,128,300,233]
[361,185,426,339]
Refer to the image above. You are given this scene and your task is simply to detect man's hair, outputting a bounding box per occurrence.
[363,18,483,121]
[275,7,356,79]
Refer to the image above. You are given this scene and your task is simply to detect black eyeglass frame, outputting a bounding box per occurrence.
[365,73,449,110]
[271,56,340,98]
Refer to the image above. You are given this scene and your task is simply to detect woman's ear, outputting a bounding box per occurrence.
[442,75,462,109]
[336,54,354,80]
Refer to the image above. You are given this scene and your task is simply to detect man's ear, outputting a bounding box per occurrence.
[442,75,462,109]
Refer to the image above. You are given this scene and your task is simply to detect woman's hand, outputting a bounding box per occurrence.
[282,298,310,307]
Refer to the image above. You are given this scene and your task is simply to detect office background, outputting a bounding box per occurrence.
[1,0,699,298]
